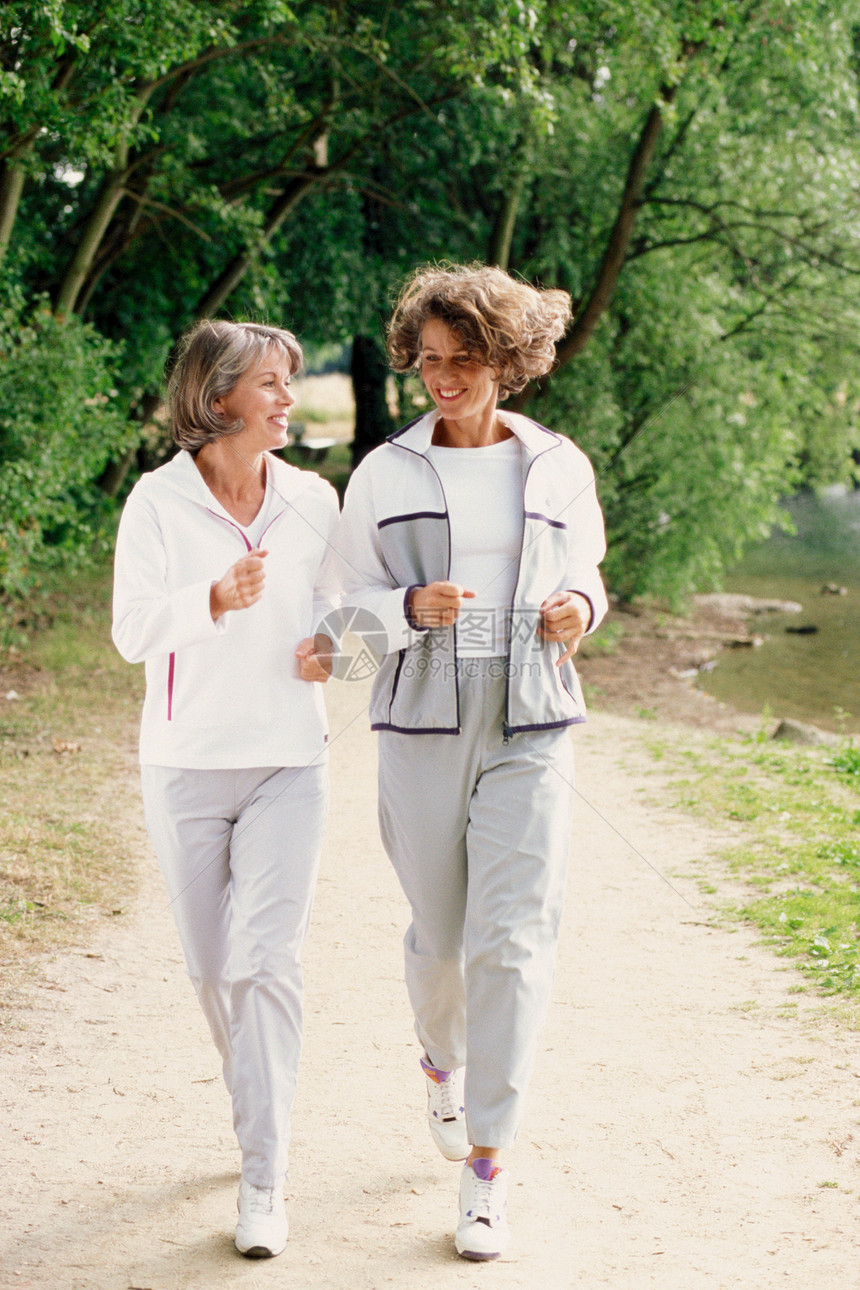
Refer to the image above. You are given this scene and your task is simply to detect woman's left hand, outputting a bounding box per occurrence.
[538,592,591,666]
[295,634,333,682]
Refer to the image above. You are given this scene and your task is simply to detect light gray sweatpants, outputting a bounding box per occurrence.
[140,762,328,1188]
[378,659,575,1149]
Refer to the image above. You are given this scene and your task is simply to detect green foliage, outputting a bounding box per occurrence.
[2,0,860,607]
[828,742,860,780]
[0,295,133,618]
[500,1,860,600]
[577,617,625,657]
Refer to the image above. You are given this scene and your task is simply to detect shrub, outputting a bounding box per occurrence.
[0,296,133,630]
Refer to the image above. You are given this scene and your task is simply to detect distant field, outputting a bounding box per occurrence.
[291,372,354,442]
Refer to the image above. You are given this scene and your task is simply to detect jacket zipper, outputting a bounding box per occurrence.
[389,444,459,730]
[503,445,556,740]
[167,508,282,720]
[391,423,560,739]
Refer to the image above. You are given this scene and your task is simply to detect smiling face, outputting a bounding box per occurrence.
[212,346,296,453]
[419,318,501,439]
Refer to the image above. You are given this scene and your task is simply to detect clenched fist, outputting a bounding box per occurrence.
[538,590,591,666]
[210,549,268,621]
[408,581,476,628]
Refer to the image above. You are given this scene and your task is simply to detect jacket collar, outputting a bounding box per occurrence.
[162,449,316,511]
[389,408,560,461]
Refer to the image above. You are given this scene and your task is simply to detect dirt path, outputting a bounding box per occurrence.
[2,676,858,1289]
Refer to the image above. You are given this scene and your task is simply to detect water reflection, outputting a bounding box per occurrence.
[700,488,860,734]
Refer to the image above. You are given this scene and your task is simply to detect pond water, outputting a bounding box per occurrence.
[699,488,860,735]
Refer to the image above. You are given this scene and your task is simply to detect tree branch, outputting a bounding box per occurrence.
[553,53,704,372]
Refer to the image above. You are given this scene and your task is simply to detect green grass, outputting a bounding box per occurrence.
[578,618,626,657]
[0,559,142,980]
[648,725,860,1011]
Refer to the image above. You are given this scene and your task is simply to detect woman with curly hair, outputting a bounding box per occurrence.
[333,263,608,1260]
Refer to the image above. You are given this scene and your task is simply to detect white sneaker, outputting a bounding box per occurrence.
[421,1056,469,1161]
[234,1179,288,1258]
[454,1159,510,1261]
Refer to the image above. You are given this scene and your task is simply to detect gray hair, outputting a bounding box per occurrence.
[167,319,304,452]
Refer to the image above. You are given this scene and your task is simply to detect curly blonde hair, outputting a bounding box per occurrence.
[386,263,571,397]
[168,319,303,452]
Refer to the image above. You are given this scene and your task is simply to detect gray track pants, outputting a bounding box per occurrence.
[378,659,575,1149]
[140,763,328,1188]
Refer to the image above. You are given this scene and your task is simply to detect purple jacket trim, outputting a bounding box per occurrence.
[386,414,425,442]
[511,715,587,733]
[566,590,596,633]
[167,652,175,721]
[378,510,447,530]
[372,722,461,734]
[371,717,585,737]
[525,510,568,530]
[404,584,430,632]
[206,507,253,551]
[258,509,285,545]
[387,649,406,717]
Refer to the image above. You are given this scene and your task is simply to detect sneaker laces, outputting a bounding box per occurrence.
[434,1074,461,1121]
[422,1059,463,1122]
[245,1185,276,1217]
[465,1166,502,1225]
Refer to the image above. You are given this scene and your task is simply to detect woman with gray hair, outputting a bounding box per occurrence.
[112,318,338,1258]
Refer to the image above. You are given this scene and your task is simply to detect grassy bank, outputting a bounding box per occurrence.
[0,559,143,992]
[647,725,860,1020]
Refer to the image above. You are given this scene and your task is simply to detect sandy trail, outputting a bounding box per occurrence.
[1,676,858,1289]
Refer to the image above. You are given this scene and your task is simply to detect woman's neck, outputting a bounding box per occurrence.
[194,439,267,524]
[432,409,513,448]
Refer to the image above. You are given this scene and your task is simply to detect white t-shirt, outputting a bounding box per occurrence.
[237,479,281,549]
[426,436,524,656]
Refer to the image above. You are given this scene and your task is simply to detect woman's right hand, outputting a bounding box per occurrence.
[210,549,268,621]
[409,581,476,628]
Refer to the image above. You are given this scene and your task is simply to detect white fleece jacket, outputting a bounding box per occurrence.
[112,450,340,768]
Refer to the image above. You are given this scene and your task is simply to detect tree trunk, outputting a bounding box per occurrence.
[98,442,142,498]
[487,169,525,271]
[193,172,319,318]
[350,334,395,467]
[552,102,667,370]
[54,85,156,315]
[0,160,26,265]
[510,42,703,412]
[54,173,129,315]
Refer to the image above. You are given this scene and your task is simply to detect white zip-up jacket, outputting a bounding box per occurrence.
[333,410,608,735]
[112,450,339,768]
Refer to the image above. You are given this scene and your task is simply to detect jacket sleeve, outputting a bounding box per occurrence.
[328,456,417,654]
[111,488,225,664]
[561,447,609,635]
[310,480,344,641]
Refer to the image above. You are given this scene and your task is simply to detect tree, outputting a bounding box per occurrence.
[514,0,860,597]
[2,0,859,615]
[0,0,546,604]
[333,0,860,598]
